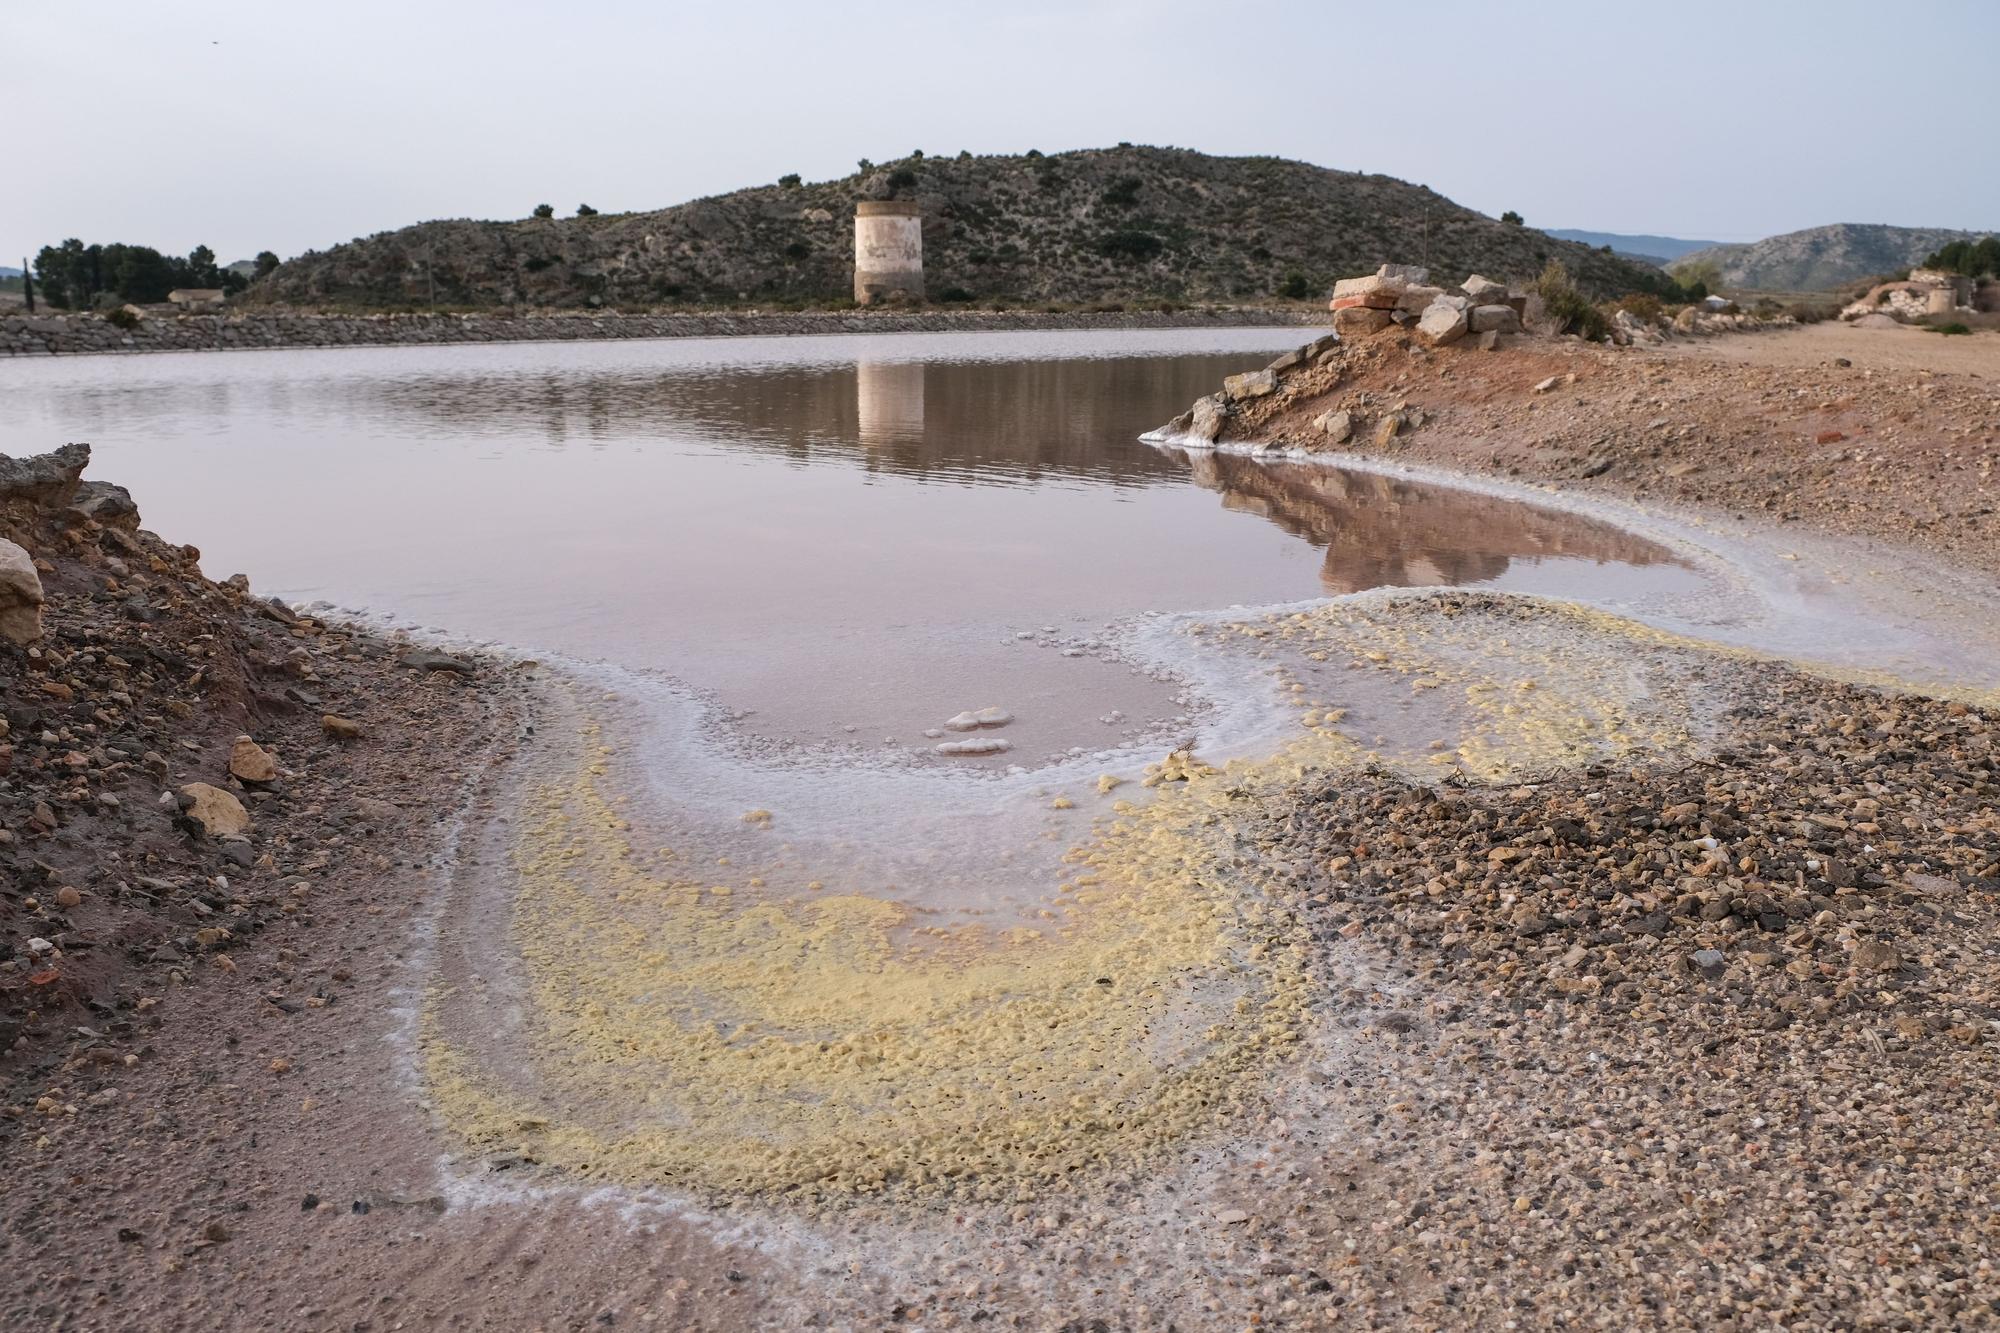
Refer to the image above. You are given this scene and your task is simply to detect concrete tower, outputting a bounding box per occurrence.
[853,201,923,305]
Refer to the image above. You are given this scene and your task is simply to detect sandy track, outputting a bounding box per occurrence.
[1659,320,2000,374]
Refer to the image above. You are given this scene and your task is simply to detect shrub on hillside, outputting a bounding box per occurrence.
[532,203,554,219]
[1613,292,1665,322]
[1099,177,1142,210]
[1535,261,1610,340]
[1096,230,1163,262]
[1621,262,1707,305]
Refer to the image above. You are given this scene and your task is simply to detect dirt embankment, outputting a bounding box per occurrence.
[0,443,505,1151]
[1184,321,2000,576]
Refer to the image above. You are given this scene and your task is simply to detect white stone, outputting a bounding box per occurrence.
[1187,394,1228,442]
[1415,301,1470,347]
[1311,409,1355,443]
[1223,368,1278,399]
[179,783,251,837]
[944,707,1013,731]
[936,738,1011,756]
[0,539,44,646]
[1331,274,1400,300]
[1394,285,1446,313]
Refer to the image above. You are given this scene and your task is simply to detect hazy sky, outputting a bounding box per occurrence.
[10,0,1998,265]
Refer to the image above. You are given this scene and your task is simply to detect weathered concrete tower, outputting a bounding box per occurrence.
[853,201,924,305]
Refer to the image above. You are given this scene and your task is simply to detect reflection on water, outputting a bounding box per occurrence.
[0,329,1694,757]
[379,350,1263,486]
[856,361,925,449]
[1183,451,1682,595]
[10,331,1268,488]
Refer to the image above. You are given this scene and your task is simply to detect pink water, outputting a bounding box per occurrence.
[0,329,1694,761]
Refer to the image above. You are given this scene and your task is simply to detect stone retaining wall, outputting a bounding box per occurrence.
[2,307,1328,357]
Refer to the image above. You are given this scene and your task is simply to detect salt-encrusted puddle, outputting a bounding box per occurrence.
[9,328,1999,1229]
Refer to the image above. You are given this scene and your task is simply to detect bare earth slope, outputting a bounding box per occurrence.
[252,146,1664,310]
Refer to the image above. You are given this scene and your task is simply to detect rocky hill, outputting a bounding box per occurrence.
[251,146,1665,310]
[1675,223,1993,291]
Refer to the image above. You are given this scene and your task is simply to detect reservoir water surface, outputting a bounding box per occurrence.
[0,328,1693,760]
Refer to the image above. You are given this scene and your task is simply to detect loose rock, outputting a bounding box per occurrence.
[178,782,251,837]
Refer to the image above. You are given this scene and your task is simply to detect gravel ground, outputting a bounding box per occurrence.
[1229,594,2000,1329]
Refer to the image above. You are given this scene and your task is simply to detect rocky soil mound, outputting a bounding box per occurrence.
[249,146,1664,310]
[1152,317,2000,577]
[0,445,499,1087]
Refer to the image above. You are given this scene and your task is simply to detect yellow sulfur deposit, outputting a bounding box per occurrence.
[423,719,1318,1205]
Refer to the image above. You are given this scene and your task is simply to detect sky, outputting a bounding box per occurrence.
[8,0,1998,267]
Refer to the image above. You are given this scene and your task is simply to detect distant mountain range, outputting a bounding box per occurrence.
[252,146,1668,309]
[1544,230,1724,265]
[0,266,22,279]
[1672,224,1995,291]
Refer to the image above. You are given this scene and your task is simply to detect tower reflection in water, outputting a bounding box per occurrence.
[854,361,927,449]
